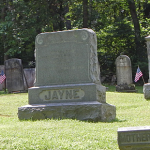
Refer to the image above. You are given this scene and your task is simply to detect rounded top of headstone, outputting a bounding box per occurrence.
[144,83,150,86]
[115,55,131,66]
[145,35,150,41]
[5,58,22,69]
[35,28,96,46]
[5,58,21,61]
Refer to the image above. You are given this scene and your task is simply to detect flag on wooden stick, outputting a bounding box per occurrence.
[0,70,6,84]
[134,67,143,82]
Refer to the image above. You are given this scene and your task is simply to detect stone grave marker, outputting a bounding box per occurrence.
[23,68,35,90]
[115,55,136,92]
[18,29,116,121]
[145,35,150,83]
[5,58,25,93]
[118,126,150,150]
[143,83,150,100]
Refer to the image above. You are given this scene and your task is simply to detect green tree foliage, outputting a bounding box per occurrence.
[0,0,150,82]
[0,0,70,66]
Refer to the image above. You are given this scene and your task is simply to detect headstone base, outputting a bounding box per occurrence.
[116,83,137,92]
[143,83,150,100]
[18,101,116,122]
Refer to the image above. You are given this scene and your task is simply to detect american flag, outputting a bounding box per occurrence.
[0,70,6,84]
[134,67,143,82]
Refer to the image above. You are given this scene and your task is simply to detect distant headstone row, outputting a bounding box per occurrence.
[0,54,137,94]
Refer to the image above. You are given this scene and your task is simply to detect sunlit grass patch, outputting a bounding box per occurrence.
[0,85,149,149]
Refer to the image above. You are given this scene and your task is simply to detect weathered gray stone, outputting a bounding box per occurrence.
[18,101,116,122]
[145,36,150,83]
[29,83,97,104]
[118,126,150,150]
[115,55,136,92]
[18,29,116,122]
[23,68,35,89]
[30,29,107,104]
[144,36,150,99]
[5,58,25,93]
[143,83,150,100]
[35,30,98,86]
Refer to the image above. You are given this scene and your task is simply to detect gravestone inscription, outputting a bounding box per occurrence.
[115,55,136,92]
[18,29,116,121]
[118,126,150,150]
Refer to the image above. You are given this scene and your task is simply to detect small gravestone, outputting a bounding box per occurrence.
[115,55,136,92]
[23,68,35,89]
[143,83,150,100]
[118,126,150,150]
[5,58,25,93]
[18,29,116,121]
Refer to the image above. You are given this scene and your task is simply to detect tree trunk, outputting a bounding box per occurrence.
[1,0,8,62]
[59,1,64,31]
[83,0,88,28]
[65,4,71,30]
[127,0,141,60]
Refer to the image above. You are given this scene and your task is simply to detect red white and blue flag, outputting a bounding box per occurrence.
[0,70,6,84]
[134,67,143,82]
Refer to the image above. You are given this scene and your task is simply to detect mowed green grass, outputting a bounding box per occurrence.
[0,85,149,150]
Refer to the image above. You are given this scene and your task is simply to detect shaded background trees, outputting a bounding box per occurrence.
[0,0,150,83]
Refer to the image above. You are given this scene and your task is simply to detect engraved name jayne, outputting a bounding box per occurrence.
[39,88,85,101]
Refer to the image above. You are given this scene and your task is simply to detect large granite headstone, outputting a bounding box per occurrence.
[118,126,150,150]
[5,58,25,93]
[18,29,116,121]
[115,55,136,92]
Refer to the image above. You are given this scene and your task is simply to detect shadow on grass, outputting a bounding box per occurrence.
[106,118,127,123]
[18,117,127,123]
[0,114,11,117]
[81,118,127,123]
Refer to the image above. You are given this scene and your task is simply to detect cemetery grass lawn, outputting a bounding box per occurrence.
[0,85,149,150]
